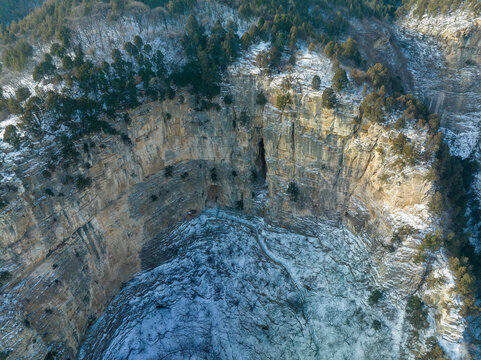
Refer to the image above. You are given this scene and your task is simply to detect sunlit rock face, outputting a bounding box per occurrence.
[79,210,404,360]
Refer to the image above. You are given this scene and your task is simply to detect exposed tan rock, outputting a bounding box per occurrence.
[0,71,462,359]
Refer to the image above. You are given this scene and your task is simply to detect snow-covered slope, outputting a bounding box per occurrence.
[79,210,428,360]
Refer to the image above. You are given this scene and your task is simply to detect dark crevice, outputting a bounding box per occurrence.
[258,138,267,183]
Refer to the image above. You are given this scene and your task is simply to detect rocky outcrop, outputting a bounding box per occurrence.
[0,59,466,359]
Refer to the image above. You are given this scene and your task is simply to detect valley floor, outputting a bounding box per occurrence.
[79,209,410,360]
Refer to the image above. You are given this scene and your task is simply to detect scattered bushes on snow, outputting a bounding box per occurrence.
[417,336,448,360]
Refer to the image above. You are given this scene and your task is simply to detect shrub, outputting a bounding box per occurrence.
[332,68,348,91]
[321,88,336,109]
[255,92,268,106]
[45,188,54,196]
[15,87,31,102]
[62,56,73,71]
[391,134,415,164]
[405,295,428,330]
[75,175,92,190]
[223,94,233,105]
[341,37,362,65]
[448,257,480,316]
[60,136,80,164]
[0,270,12,286]
[360,91,383,123]
[123,41,139,57]
[311,75,321,91]
[372,320,382,331]
[2,40,33,71]
[250,169,258,183]
[150,194,158,202]
[3,124,21,148]
[33,54,56,82]
[42,170,52,178]
[276,93,291,111]
[287,182,299,202]
[414,230,444,263]
[50,42,65,58]
[8,98,22,114]
[239,110,250,124]
[324,41,339,59]
[366,63,390,89]
[164,165,173,178]
[121,133,132,145]
[350,69,365,86]
[369,289,383,306]
[236,200,244,210]
[429,192,445,216]
[210,167,217,181]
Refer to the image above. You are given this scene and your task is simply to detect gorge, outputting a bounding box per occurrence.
[0,1,480,359]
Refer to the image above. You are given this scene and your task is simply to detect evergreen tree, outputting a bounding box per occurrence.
[341,37,362,65]
[62,55,74,71]
[322,88,336,109]
[3,124,21,148]
[15,87,31,102]
[312,75,321,91]
[123,41,139,57]
[332,68,348,91]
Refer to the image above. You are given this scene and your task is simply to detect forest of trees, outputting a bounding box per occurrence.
[0,0,44,25]
[2,40,33,70]
[2,11,244,157]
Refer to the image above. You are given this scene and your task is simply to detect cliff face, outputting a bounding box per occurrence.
[0,60,465,358]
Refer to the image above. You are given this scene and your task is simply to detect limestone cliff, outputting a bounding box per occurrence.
[0,56,467,358]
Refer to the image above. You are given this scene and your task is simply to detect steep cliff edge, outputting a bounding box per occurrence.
[0,51,468,358]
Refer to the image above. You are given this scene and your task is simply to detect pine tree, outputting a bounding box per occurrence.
[312,75,321,90]
[3,124,21,148]
[322,88,336,109]
[332,68,348,91]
